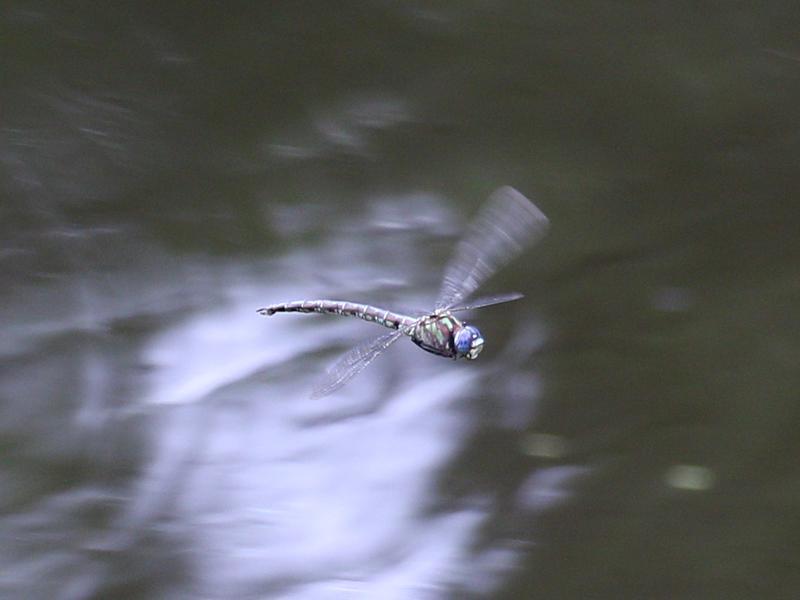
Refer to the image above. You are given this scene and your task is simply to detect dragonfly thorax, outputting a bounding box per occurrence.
[410,313,483,360]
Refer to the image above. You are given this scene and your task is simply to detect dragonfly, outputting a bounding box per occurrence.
[258,186,549,398]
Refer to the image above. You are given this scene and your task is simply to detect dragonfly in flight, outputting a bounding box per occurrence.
[258,186,549,397]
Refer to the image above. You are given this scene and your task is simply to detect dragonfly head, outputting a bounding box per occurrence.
[454,325,484,360]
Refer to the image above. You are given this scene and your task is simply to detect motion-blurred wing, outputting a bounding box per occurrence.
[447,292,525,313]
[310,330,405,399]
[436,187,549,310]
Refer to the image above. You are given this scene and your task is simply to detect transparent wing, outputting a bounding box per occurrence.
[447,292,525,313]
[436,186,549,310]
[310,330,405,399]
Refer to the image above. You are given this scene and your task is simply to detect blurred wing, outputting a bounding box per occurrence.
[436,186,549,310]
[310,330,405,399]
[447,292,525,313]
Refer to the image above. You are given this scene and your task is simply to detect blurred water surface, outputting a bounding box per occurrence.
[2,3,800,599]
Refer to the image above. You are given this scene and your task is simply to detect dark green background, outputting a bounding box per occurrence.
[2,3,799,598]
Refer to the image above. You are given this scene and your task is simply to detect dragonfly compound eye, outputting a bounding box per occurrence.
[455,325,484,359]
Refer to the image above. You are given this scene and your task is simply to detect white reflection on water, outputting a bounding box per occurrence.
[141,284,339,407]
[0,191,555,598]
[130,273,508,597]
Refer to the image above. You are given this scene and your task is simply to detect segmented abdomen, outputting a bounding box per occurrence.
[258,300,416,331]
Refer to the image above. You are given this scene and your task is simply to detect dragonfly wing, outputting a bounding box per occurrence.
[436,186,549,310]
[310,330,405,399]
[447,292,525,313]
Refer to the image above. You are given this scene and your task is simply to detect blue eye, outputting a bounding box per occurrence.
[454,326,483,359]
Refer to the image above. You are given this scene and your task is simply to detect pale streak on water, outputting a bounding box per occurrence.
[0,194,559,599]
[127,240,557,598]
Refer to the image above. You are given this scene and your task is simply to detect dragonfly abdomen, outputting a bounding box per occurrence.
[258,300,416,331]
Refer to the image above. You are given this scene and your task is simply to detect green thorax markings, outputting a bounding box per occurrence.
[410,312,464,359]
